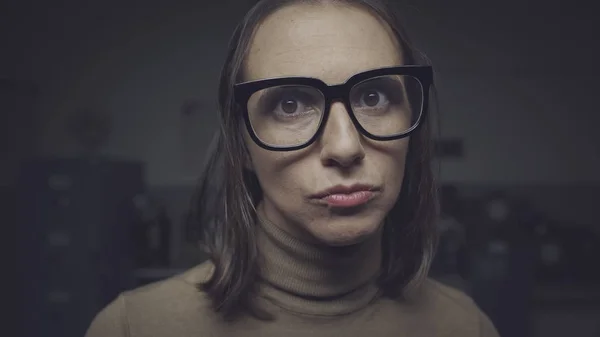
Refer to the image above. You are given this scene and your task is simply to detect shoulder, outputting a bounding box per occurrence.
[406,278,500,337]
[124,260,215,308]
[85,261,218,337]
[420,278,477,313]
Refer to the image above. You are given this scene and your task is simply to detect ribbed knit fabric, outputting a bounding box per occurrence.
[256,211,381,315]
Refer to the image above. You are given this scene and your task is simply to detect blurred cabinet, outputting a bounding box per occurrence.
[16,157,144,337]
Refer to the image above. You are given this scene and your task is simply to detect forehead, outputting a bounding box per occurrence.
[244,3,404,85]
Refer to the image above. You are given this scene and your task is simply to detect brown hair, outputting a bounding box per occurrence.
[189,0,439,320]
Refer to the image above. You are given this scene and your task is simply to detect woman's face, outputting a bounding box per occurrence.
[243,3,409,246]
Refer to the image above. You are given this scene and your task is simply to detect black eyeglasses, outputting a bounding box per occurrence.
[234,65,433,151]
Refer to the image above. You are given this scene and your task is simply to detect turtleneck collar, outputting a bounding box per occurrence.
[255,209,382,316]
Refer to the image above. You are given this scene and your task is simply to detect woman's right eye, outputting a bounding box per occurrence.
[267,91,315,117]
[278,97,300,114]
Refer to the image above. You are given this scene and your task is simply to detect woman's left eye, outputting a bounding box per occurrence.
[359,89,388,107]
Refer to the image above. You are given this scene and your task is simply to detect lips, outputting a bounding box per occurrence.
[310,184,379,208]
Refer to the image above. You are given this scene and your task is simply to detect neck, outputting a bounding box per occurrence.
[255,208,382,316]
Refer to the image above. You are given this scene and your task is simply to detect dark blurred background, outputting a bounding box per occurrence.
[4,0,599,336]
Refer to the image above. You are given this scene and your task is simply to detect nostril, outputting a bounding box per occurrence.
[321,148,365,168]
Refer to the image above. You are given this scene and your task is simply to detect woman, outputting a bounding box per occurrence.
[86,0,500,336]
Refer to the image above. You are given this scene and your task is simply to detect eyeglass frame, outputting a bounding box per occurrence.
[233,65,433,152]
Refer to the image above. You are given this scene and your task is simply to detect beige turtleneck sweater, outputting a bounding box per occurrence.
[85,215,500,337]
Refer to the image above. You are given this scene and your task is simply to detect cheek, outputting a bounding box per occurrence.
[245,136,302,198]
[376,139,409,194]
[245,132,271,176]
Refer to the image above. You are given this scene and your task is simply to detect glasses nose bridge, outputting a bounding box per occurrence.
[321,83,354,122]
[317,83,364,143]
[323,83,348,104]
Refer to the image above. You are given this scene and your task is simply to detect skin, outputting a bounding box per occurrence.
[243,3,409,246]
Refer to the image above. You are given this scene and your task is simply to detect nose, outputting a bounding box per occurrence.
[319,102,365,168]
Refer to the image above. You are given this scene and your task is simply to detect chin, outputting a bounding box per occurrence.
[308,216,384,247]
